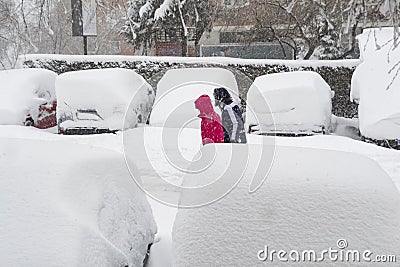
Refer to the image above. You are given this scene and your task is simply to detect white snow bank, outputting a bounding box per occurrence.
[0,137,157,266]
[173,144,400,266]
[18,54,361,68]
[351,27,400,139]
[0,68,57,125]
[150,68,239,128]
[246,71,332,134]
[56,68,154,131]
[330,115,360,139]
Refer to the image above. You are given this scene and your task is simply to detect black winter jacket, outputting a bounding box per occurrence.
[221,102,247,143]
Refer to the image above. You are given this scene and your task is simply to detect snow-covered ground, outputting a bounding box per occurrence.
[1,125,400,266]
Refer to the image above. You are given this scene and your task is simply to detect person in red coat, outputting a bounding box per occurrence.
[194,94,224,145]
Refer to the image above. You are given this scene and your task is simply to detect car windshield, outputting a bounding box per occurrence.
[76,110,103,121]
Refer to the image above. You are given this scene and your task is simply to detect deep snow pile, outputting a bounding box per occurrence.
[3,125,400,267]
[0,137,157,266]
[56,68,154,130]
[0,68,57,125]
[351,27,400,140]
[246,71,333,134]
[173,144,400,266]
[150,68,239,128]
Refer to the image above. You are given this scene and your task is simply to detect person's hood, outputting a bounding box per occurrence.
[194,94,215,116]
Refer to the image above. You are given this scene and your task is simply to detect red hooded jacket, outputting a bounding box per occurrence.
[194,95,224,145]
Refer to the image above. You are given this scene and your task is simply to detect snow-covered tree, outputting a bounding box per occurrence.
[0,0,21,69]
[120,0,156,55]
[120,0,212,56]
[0,0,132,69]
[218,0,399,59]
[0,0,78,69]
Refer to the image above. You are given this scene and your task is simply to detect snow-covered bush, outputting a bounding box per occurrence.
[246,71,333,135]
[352,27,400,140]
[56,68,154,133]
[173,144,400,266]
[20,54,359,117]
[150,68,239,128]
[0,68,57,125]
[0,137,157,266]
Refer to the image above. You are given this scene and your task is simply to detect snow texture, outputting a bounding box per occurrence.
[173,144,400,266]
[154,0,173,20]
[150,68,239,128]
[2,125,400,266]
[56,68,154,130]
[352,27,400,140]
[379,0,400,15]
[246,71,333,134]
[139,1,152,18]
[0,137,157,266]
[0,68,57,125]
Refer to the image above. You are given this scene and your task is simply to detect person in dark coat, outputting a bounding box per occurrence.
[194,94,224,145]
[213,87,247,143]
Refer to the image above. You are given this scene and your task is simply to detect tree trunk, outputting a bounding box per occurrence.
[336,22,359,59]
[181,34,188,57]
[304,44,316,60]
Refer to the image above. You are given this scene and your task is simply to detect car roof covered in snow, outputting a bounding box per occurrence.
[56,68,149,100]
[173,144,400,266]
[0,137,157,266]
[156,68,239,98]
[0,68,57,125]
[250,71,331,93]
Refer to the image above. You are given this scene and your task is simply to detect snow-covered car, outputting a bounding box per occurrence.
[172,144,400,266]
[150,68,240,128]
[246,71,333,136]
[0,68,57,129]
[351,27,400,145]
[56,68,155,135]
[0,137,157,266]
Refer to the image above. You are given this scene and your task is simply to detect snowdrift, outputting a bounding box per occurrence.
[173,144,400,266]
[150,68,239,128]
[0,68,57,125]
[351,27,400,140]
[246,71,332,135]
[0,137,157,266]
[56,68,154,132]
